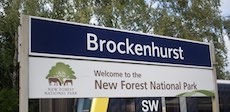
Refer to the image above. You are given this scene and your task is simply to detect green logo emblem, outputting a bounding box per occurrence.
[46,62,76,86]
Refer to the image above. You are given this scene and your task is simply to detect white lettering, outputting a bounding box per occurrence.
[126,38,135,55]
[106,40,116,53]
[87,33,98,51]
[142,100,159,112]
[99,39,106,51]
[117,42,126,54]
[86,33,185,60]
[152,42,160,57]
[143,45,151,56]
[173,49,179,59]
[134,44,143,56]
[142,100,149,112]
[179,47,184,60]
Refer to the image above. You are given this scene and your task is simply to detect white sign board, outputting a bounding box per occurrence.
[29,57,214,98]
[24,16,215,98]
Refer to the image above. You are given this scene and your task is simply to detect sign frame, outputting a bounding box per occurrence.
[19,15,219,112]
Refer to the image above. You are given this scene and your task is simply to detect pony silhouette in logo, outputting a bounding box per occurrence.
[48,78,61,86]
[64,80,73,86]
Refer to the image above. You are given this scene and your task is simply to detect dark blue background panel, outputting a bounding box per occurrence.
[30,17,212,67]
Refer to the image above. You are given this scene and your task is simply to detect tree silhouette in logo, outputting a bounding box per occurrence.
[46,62,76,86]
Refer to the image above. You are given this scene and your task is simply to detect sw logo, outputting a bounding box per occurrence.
[142,100,160,112]
[46,62,76,86]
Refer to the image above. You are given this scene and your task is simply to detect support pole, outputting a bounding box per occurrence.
[210,43,220,112]
[19,15,29,112]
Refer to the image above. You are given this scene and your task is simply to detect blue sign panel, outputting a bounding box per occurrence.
[30,17,211,67]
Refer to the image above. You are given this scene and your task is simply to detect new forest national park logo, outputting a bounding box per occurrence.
[46,62,76,86]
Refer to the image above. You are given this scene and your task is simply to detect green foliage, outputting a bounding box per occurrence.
[0,0,20,89]
[94,0,153,32]
[23,0,93,23]
[0,89,18,112]
[71,0,93,23]
[46,62,76,83]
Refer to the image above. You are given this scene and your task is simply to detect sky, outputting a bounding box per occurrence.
[220,0,230,71]
[220,0,230,16]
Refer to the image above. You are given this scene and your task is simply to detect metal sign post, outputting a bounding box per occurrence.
[19,15,29,112]
[211,43,220,112]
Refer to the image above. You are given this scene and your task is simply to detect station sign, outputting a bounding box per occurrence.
[26,16,214,98]
[30,17,211,68]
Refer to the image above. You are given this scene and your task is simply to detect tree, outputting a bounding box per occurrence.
[94,0,153,32]
[23,0,93,23]
[0,89,18,112]
[0,0,20,89]
[46,62,76,84]
[0,1,21,111]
